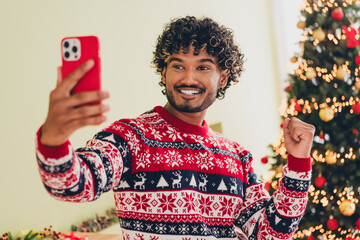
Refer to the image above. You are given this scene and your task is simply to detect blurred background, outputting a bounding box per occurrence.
[0,0,303,234]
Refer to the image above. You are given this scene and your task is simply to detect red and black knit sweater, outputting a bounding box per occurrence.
[36,106,311,240]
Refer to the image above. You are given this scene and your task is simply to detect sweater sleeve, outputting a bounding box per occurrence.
[35,126,127,202]
[234,154,311,239]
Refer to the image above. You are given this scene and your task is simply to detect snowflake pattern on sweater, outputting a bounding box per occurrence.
[36,106,311,240]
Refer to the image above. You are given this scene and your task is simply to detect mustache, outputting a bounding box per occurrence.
[174,85,205,92]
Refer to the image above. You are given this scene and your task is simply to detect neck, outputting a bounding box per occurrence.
[163,102,207,126]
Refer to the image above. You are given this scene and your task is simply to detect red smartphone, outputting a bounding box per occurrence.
[61,36,101,95]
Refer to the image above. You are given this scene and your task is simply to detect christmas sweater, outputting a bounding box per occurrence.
[36,106,312,240]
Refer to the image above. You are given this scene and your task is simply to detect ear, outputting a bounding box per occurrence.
[218,70,230,88]
[161,67,167,85]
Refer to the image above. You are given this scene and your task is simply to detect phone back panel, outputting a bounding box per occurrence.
[61,36,101,94]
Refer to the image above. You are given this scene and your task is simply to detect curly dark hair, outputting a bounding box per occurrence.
[152,16,245,99]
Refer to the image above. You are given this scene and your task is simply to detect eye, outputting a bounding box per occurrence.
[198,65,210,71]
[172,64,184,70]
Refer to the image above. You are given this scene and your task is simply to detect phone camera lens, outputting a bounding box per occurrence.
[64,41,69,48]
[64,51,70,59]
[72,46,78,53]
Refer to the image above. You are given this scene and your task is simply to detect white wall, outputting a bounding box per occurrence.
[0,0,283,234]
[272,0,304,89]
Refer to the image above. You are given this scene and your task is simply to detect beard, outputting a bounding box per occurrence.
[165,85,218,113]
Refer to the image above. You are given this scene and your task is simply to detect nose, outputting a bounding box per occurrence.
[182,68,197,85]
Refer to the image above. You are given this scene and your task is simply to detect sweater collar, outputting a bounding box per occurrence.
[154,106,209,136]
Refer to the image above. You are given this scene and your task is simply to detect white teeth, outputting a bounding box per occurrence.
[180,89,200,95]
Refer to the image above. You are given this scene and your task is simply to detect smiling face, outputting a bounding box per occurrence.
[162,46,229,116]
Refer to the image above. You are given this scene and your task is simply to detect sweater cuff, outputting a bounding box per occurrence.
[36,126,71,158]
[287,154,311,172]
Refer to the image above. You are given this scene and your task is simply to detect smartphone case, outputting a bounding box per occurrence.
[61,36,101,94]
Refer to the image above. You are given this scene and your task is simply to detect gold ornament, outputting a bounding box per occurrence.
[355,78,360,90]
[306,68,316,79]
[319,107,334,122]
[290,56,298,63]
[325,152,337,164]
[297,20,306,29]
[313,28,326,42]
[336,66,347,80]
[339,199,356,216]
[275,165,283,174]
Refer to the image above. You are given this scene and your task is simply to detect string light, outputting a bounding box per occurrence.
[312,148,357,163]
[301,0,360,14]
[281,96,360,118]
[293,60,358,83]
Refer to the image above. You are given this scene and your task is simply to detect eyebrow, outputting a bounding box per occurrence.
[168,57,216,65]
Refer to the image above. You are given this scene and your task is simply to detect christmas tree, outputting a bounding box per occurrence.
[268,0,360,239]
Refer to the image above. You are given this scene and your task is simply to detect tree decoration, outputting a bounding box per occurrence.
[353,129,358,135]
[294,100,302,112]
[297,20,306,29]
[342,25,360,48]
[355,55,360,65]
[355,78,360,90]
[356,218,360,230]
[313,27,326,41]
[325,152,337,164]
[305,68,316,79]
[285,84,292,91]
[327,217,339,230]
[339,199,356,216]
[261,156,268,164]
[314,175,326,188]
[335,66,347,80]
[319,107,334,122]
[290,56,298,63]
[331,8,344,20]
[352,102,360,114]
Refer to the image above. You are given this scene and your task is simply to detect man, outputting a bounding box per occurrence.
[37,16,315,239]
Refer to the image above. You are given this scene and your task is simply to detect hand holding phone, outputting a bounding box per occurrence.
[40,36,109,147]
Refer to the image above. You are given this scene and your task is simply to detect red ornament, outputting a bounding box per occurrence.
[261,156,268,164]
[294,100,302,112]
[265,181,270,191]
[353,129,358,135]
[345,238,356,240]
[331,8,344,20]
[327,218,338,230]
[315,175,326,187]
[280,123,284,128]
[343,25,360,48]
[356,55,360,65]
[319,133,325,139]
[353,102,360,114]
[308,236,315,240]
[356,218,360,230]
[285,84,292,91]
